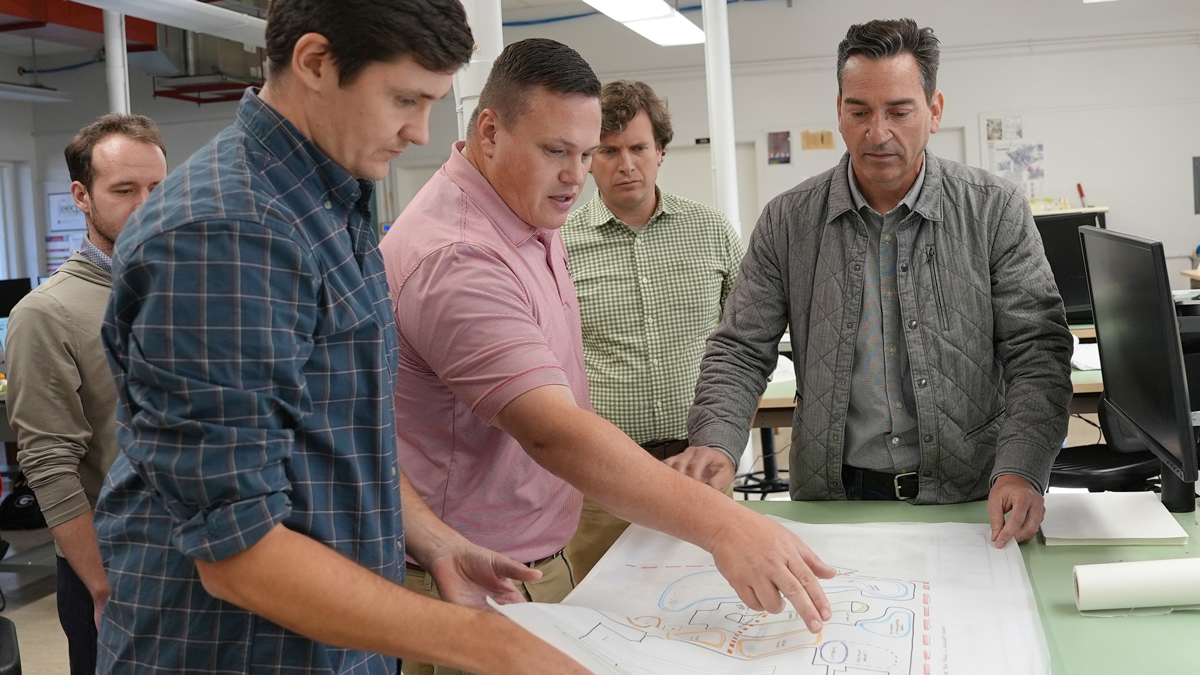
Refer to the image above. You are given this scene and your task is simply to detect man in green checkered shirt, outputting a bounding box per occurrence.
[562,80,744,579]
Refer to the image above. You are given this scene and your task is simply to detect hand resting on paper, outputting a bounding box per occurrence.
[988,474,1046,548]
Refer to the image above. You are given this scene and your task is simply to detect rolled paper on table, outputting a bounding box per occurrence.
[1074,558,1200,612]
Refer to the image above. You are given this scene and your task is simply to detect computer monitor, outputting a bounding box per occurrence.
[1036,211,1105,324]
[1080,226,1198,512]
[0,278,32,318]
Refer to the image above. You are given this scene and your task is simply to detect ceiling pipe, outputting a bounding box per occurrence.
[701,0,741,236]
[454,0,503,141]
[103,10,130,114]
[71,0,267,48]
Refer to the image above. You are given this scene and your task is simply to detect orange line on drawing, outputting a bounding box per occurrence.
[923,594,930,604]
[923,635,930,645]
[924,620,930,630]
[924,607,929,617]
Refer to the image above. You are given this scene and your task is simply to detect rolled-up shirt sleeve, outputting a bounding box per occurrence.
[7,295,93,528]
[394,243,570,424]
[105,220,319,562]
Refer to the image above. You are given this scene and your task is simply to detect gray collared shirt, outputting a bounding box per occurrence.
[844,159,926,473]
[79,237,113,273]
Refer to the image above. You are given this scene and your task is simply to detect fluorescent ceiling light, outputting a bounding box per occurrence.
[581,0,705,46]
[1082,0,1119,3]
[0,81,71,103]
[580,0,673,23]
[625,13,706,46]
[71,0,267,48]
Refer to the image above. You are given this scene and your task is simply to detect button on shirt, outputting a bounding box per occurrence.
[562,190,743,444]
[95,89,403,674]
[381,141,589,565]
[843,159,926,473]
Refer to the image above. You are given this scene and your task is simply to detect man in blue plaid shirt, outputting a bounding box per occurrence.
[94,1,587,673]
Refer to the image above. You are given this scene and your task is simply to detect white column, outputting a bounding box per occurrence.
[701,0,741,236]
[103,10,130,114]
[454,0,504,141]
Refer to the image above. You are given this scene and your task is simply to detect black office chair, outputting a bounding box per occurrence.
[1050,396,1162,492]
[0,615,20,675]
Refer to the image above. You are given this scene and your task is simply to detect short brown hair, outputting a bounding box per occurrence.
[837,18,940,103]
[469,38,600,136]
[265,0,474,86]
[64,114,166,191]
[600,80,673,154]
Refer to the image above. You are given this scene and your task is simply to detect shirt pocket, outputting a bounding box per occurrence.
[659,262,726,331]
[316,259,382,341]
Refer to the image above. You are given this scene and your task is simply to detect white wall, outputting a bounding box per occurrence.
[395,0,1200,284]
[0,53,39,278]
[9,50,240,275]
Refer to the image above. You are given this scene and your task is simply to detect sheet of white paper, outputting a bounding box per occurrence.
[1041,492,1188,545]
[498,519,1047,675]
[1070,339,1102,371]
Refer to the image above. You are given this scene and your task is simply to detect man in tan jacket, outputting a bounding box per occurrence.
[5,114,166,675]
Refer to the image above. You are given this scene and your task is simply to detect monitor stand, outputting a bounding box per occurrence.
[1160,463,1196,513]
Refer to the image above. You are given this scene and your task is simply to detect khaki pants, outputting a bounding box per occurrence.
[400,554,576,675]
[565,483,737,582]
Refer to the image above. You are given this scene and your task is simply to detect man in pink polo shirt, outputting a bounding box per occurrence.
[381,40,833,675]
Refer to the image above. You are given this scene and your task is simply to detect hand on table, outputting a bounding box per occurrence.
[988,474,1045,548]
[708,509,836,632]
[425,542,541,611]
[664,446,736,490]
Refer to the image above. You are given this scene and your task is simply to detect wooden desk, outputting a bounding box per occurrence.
[1182,268,1200,289]
[745,499,1200,675]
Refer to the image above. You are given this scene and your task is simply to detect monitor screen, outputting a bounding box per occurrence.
[1080,226,1198,482]
[1035,211,1104,324]
[0,278,32,318]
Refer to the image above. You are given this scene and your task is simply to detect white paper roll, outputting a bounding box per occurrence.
[1074,558,1200,612]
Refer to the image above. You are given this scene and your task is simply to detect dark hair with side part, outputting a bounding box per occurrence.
[468,38,600,137]
[64,114,166,192]
[836,18,940,103]
[265,0,474,86]
[600,80,674,155]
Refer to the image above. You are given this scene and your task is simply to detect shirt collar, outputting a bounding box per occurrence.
[587,186,674,230]
[79,237,112,273]
[235,88,368,212]
[847,154,926,217]
[445,140,543,247]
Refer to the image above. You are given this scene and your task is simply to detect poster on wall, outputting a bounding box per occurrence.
[45,231,87,275]
[767,131,791,164]
[987,139,1045,198]
[47,192,86,233]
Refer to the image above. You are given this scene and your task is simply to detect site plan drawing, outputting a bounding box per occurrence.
[497,519,1047,675]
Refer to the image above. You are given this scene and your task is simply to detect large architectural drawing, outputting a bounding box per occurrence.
[497,520,1047,674]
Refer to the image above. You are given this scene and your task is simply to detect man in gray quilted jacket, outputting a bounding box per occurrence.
[669,18,1072,549]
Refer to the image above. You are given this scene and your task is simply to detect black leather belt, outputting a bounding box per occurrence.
[639,439,688,460]
[405,548,564,573]
[843,466,919,501]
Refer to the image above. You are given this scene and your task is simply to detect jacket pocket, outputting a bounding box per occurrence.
[964,407,1006,442]
[925,246,949,331]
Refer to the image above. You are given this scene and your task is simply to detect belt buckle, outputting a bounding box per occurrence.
[893,471,917,500]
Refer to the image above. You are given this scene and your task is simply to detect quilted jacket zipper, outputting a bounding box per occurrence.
[925,246,949,331]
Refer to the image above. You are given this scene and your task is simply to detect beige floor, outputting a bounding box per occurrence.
[0,528,68,674]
